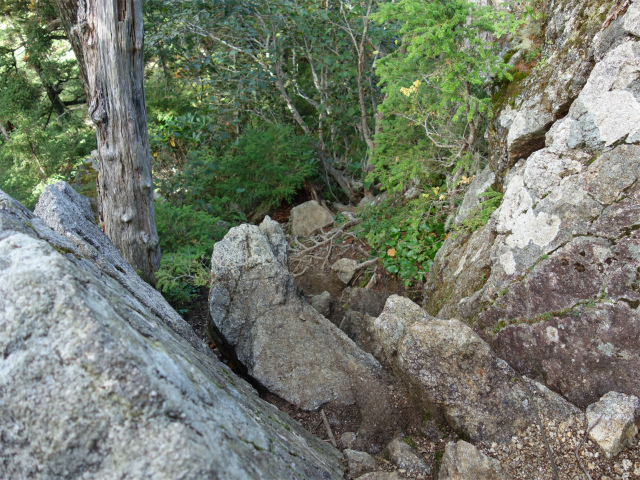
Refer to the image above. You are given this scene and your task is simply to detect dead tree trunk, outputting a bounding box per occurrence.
[53,0,160,285]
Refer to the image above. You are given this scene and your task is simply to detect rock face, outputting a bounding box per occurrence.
[290,200,334,237]
[438,441,511,480]
[0,187,344,479]
[586,392,640,458]
[208,218,415,451]
[423,0,640,408]
[372,296,581,442]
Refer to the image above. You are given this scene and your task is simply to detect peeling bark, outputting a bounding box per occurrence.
[53,0,160,285]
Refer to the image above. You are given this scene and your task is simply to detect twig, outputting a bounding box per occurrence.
[365,267,377,289]
[321,409,337,448]
[575,415,603,480]
[322,238,333,270]
[354,258,378,271]
[291,219,359,257]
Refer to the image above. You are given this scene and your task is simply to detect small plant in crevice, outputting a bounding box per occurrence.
[453,187,503,237]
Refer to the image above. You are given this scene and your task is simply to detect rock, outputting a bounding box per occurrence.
[356,473,401,480]
[454,165,496,226]
[359,193,388,208]
[331,257,359,285]
[384,437,430,474]
[341,287,388,318]
[208,220,416,451]
[290,200,334,237]
[340,432,358,449]
[438,440,511,480]
[586,392,640,458]
[472,144,640,407]
[344,449,376,477]
[565,42,640,149]
[339,311,382,359]
[624,0,640,36]
[311,291,332,317]
[0,189,344,479]
[34,182,207,352]
[372,296,581,442]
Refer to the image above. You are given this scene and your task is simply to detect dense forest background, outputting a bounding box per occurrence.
[0,0,541,307]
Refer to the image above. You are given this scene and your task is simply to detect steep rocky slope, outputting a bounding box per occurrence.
[0,184,343,479]
[423,0,640,408]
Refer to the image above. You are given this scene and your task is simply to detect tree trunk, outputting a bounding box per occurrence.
[53,0,160,285]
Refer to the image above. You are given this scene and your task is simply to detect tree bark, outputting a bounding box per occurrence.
[53,0,160,285]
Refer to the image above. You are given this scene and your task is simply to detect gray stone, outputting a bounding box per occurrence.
[0,189,344,480]
[567,42,640,149]
[331,257,359,285]
[34,182,207,351]
[340,431,357,449]
[290,200,334,237]
[359,193,388,208]
[624,0,640,37]
[208,220,414,451]
[344,449,376,476]
[587,391,640,458]
[385,437,430,474]
[454,165,496,225]
[372,296,581,442]
[438,440,511,480]
[311,291,332,317]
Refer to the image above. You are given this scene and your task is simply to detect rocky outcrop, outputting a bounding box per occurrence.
[372,296,581,442]
[208,219,417,451]
[438,441,511,480]
[423,0,640,408]
[587,391,640,458]
[290,200,334,237]
[0,187,344,479]
[34,182,207,352]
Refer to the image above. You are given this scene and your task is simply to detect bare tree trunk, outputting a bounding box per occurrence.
[53,0,160,285]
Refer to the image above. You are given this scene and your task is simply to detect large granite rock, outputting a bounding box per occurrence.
[372,296,581,442]
[422,0,640,409]
[209,218,416,451]
[489,0,620,172]
[0,187,344,479]
[290,200,334,237]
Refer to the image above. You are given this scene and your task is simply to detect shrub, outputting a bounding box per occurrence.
[154,202,227,310]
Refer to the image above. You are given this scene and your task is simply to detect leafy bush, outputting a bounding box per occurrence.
[358,195,445,287]
[154,202,228,310]
[158,123,316,221]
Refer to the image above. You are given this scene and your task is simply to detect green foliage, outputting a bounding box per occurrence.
[358,195,445,287]
[0,0,94,208]
[453,187,503,236]
[154,202,227,310]
[159,123,316,221]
